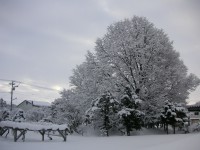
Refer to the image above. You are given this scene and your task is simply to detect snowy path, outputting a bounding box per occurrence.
[1,132,200,150]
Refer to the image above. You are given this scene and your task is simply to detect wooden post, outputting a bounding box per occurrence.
[47,130,52,140]
[63,131,66,142]
[22,130,26,142]
[5,129,9,138]
[0,127,8,136]
[42,131,44,141]
[12,129,26,142]
[13,129,17,142]
[65,129,68,141]
[16,130,26,141]
[39,130,45,141]
[57,130,66,142]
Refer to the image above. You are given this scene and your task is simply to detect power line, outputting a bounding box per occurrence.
[15,91,57,100]
[0,92,55,103]
[0,78,61,106]
[0,79,12,82]
[20,82,59,91]
[0,92,10,93]
[0,78,61,92]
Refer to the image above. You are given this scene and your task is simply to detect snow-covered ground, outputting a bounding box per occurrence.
[1,131,200,150]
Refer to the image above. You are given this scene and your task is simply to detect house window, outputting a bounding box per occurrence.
[194,112,199,115]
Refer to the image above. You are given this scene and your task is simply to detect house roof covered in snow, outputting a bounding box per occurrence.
[28,100,51,107]
[18,100,51,107]
[187,103,200,111]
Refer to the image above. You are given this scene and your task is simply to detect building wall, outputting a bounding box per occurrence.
[17,101,37,112]
[189,111,200,124]
[190,111,200,118]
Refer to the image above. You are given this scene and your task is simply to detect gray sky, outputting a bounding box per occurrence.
[0,0,200,105]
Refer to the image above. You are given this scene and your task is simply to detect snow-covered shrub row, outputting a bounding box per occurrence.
[0,107,50,123]
[0,108,25,122]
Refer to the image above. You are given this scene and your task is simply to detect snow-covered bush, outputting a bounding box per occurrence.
[0,108,10,121]
[0,99,10,121]
[51,98,83,133]
[175,103,190,131]
[26,107,48,122]
[160,101,189,134]
[0,98,7,109]
[12,109,25,122]
[189,123,200,132]
[143,103,161,128]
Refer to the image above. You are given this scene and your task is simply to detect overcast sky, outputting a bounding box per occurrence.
[0,0,200,105]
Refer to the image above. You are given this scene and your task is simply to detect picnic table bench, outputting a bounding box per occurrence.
[0,121,69,142]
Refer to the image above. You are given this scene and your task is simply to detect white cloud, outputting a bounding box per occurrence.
[0,83,10,92]
[47,30,95,47]
[52,85,62,91]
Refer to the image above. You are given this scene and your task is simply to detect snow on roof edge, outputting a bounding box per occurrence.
[19,100,51,107]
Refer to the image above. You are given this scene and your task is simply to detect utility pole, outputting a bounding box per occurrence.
[9,81,18,111]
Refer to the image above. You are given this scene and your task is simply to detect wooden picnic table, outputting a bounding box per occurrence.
[0,121,69,142]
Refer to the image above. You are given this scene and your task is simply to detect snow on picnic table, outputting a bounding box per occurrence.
[0,121,69,131]
[0,131,200,150]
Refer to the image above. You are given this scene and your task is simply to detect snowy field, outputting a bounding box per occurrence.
[1,131,200,150]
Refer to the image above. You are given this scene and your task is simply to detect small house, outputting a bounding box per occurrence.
[187,104,200,124]
[17,100,51,112]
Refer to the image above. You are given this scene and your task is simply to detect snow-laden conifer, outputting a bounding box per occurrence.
[118,87,144,136]
[86,92,119,136]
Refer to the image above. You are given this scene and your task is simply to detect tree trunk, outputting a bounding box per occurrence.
[126,128,130,136]
[166,124,168,134]
[173,125,176,134]
[106,130,109,137]
[164,123,166,131]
